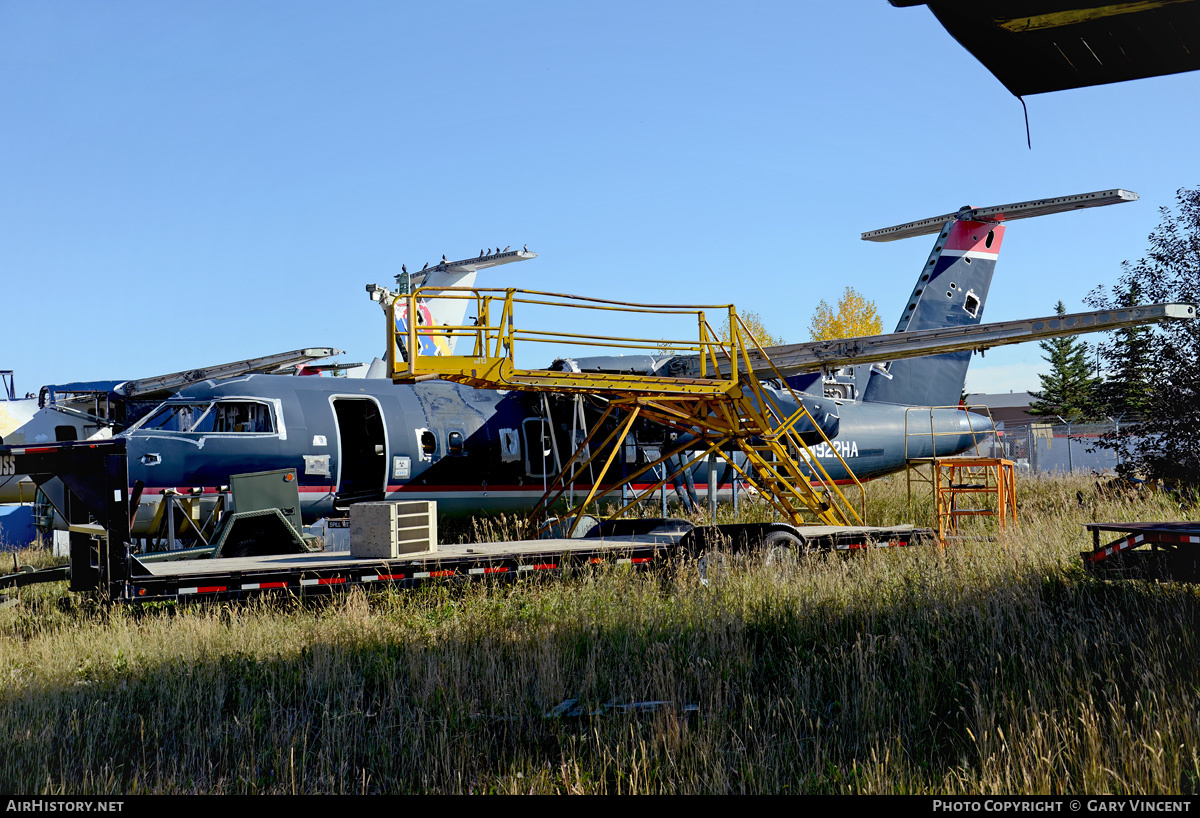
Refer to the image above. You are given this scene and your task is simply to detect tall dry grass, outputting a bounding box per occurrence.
[0,474,1197,794]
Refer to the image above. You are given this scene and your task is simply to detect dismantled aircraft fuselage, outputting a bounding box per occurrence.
[117,373,990,531]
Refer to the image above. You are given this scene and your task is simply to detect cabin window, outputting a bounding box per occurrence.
[54,425,78,442]
[447,431,465,456]
[420,429,437,459]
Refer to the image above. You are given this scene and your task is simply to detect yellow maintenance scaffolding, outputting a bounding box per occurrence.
[387,286,864,532]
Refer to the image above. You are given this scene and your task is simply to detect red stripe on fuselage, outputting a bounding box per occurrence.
[135,478,862,497]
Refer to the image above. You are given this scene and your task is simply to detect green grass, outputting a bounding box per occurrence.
[1,475,1197,794]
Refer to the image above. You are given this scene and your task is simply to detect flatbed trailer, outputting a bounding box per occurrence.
[1082,521,1200,582]
[0,438,930,604]
[124,523,924,604]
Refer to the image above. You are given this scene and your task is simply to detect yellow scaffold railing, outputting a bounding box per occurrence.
[387,286,865,530]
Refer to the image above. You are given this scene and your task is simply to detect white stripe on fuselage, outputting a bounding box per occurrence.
[939,249,998,260]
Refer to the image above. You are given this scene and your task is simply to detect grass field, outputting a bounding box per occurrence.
[1,474,1197,794]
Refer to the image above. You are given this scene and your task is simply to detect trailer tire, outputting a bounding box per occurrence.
[697,550,729,587]
[757,529,801,569]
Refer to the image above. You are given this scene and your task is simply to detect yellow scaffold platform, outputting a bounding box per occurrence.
[387,286,865,531]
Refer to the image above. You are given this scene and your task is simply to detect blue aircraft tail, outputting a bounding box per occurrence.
[861,217,1005,406]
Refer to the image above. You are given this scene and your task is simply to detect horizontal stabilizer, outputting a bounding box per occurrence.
[412,249,537,283]
[117,347,344,398]
[720,303,1194,378]
[862,189,1138,242]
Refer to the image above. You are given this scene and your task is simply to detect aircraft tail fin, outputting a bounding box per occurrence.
[859,189,1136,406]
[861,216,1003,406]
[390,248,537,356]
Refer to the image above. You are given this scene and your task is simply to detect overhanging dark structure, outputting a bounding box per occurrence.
[892,1,1200,95]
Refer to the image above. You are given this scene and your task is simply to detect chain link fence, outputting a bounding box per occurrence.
[982,422,1128,475]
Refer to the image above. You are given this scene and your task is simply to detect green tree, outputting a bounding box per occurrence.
[1092,282,1154,421]
[1028,300,1101,421]
[808,287,883,341]
[1085,186,1200,485]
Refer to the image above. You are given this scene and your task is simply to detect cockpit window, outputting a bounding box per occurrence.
[137,401,275,434]
[210,401,274,433]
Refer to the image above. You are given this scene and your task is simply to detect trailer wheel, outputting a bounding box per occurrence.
[763,529,803,555]
[759,530,804,570]
[697,550,729,587]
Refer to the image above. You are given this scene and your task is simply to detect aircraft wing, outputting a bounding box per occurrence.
[717,303,1194,378]
[116,347,345,399]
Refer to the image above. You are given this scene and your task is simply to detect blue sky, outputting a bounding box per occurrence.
[2,2,1197,396]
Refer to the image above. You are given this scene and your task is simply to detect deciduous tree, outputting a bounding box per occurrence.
[719,309,786,349]
[808,287,883,341]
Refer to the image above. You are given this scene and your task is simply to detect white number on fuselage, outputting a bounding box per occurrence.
[810,440,858,459]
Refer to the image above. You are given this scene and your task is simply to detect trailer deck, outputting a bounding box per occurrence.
[1082,521,1200,582]
[125,524,924,603]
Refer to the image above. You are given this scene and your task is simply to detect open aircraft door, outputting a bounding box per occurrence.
[522,417,556,479]
[331,396,387,509]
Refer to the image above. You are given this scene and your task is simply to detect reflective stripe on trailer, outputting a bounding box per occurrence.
[241,581,288,590]
[179,585,227,595]
[468,566,509,575]
[517,563,558,572]
[360,573,406,582]
[1152,533,1200,544]
[412,570,455,579]
[1091,534,1146,562]
[300,577,347,586]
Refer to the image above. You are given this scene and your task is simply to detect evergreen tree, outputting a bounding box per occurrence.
[1085,186,1200,484]
[1092,282,1154,421]
[1028,301,1101,421]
